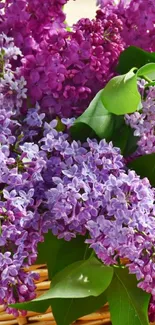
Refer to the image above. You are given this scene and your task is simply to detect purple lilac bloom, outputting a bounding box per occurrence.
[0,33,27,113]
[0,0,68,50]
[0,102,155,315]
[0,1,125,117]
[19,12,124,117]
[148,296,155,322]
[24,104,45,128]
[0,135,46,313]
[97,0,155,51]
[41,117,155,303]
[125,87,155,154]
[0,30,155,317]
[0,100,125,310]
[41,132,124,240]
[0,54,46,310]
[86,170,155,299]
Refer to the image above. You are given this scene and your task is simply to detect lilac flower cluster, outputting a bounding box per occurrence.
[86,171,155,291]
[0,49,124,307]
[0,33,27,113]
[1,3,155,319]
[20,12,124,117]
[0,113,49,313]
[43,117,155,300]
[0,102,123,310]
[41,117,155,304]
[97,0,155,51]
[125,87,155,155]
[0,39,153,307]
[22,110,155,302]
[43,136,124,240]
[1,95,155,314]
[0,1,125,117]
[0,0,68,51]
[0,35,44,313]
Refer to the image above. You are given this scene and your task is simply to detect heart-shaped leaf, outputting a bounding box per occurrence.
[48,257,113,299]
[11,257,113,311]
[137,63,155,80]
[111,116,138,156]
[117,46,155,74]
[101,69,141,115]
[36,232,92,279]
[107,267,150,325]
[70,89,114,140]
[51,293,107,325]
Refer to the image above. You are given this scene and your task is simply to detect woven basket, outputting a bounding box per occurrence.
[0,264,154,325]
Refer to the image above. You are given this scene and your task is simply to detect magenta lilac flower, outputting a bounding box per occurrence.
[97,0,155,51]
[0,2,125,117]
[19,12,124,117]
[0,0,68,50]
[148,297,155,322]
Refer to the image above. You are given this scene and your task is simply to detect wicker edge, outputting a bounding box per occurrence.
[0,265,154,325]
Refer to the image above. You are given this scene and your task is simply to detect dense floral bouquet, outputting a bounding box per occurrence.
[1,0,155,324]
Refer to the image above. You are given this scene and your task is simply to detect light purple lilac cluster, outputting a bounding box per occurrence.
[0,33,44,314]
[0,104,124,311]
[0,108,48,313]
[43,136,124,241]
[0,164,47,314]
[0,3,155,318]
[86,171,155,289]
[97,0,155,51]
[0,33,27,113]
[41,113,155,302]
[0,0,125,117]
[0,43,124,309]
[125,87,155,155]
[41,118,155,306]
[1,98,155,314]
[0,37,153,311]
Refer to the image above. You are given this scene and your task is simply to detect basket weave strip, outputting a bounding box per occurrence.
[0,265,155,325]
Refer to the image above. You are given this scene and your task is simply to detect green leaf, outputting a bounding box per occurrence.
[36,232,91,279]
[71,74,141,140]
[111,116,138,156]
[112,118,129,154]
[71,99,137,156]
[128,153,155,186]
[70,122,97,141]
[11,257,113,311]
[117,46,155,74]
[137,63,155,80]
[48,257,113,299]
[51,292,107,325]
[144,81,155,88]
[101,69,141,115]
[122,127,138,157]
[70,89,114,140]
[107,267,150,325]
